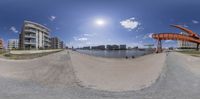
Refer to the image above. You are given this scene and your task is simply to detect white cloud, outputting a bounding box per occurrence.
[148,33,154,38]
[192,20,199,24]
[183,24,189,28]
[83,33,95,37]
[120,17,141,31]
[49,16,56,21]
[142,33,154,39]
[78,37,88,41]
[9,26,18,33]
[74,37,88,41]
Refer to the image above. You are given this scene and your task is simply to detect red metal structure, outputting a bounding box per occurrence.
[152,25,200,53]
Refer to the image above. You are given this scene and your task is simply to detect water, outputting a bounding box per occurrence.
[76,49,154,58]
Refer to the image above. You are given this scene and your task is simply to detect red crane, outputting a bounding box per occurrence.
[152,25,200,53]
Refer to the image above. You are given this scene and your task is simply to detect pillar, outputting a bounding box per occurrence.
[197,43,199,51]
[156,40,162,53]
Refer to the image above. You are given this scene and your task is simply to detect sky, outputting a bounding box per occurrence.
[0,0,200,48]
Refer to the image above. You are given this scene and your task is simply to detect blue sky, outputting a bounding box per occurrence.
[0,0,200,48]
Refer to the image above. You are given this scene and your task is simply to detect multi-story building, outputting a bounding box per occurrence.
[106,45,119,50]
[119,45,126,50]
[0,39,3,49]
[8,39,19,50]
[177,32,197,49]
[19,21,51,50]
[82,46,90,50]
[60,41,64,49]
[91,45,105,50]
[50,37,61,49]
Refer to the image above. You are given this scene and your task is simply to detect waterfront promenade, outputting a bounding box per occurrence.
[70,51,165,91]
[0,50,200,98]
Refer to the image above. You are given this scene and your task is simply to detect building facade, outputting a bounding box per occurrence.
[19,21,51,50]
[8,39,19,50]
[50,37,61,49]
[119,45,126,50]
[106,45,120,50]
[60,41,64,49]
[177,32,197,49]
[0,39,3,49]
[91,45,105,50]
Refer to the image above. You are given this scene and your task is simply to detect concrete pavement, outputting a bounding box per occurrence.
[0,50,200,99]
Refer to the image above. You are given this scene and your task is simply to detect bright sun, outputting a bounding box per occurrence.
[95,19,106,26]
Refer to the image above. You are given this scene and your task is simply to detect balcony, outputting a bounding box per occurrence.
[24,29,37,33]
[44,43,51,47]
[24,40,36,45]
[24,34,36,38]
[44,39,50,42]
[44,34,50,38]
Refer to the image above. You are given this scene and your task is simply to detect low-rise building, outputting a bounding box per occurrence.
[60,41,64,49]
[177,32,197,49]
[91,45,105,50]
[8,39,19,50]
[106,45,119,50]
[82,46,90,50]
[120,45,126,50]
[50,37,64,49]
[106,45,113,50]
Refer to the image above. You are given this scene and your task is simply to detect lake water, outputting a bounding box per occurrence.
[76,49,154,58]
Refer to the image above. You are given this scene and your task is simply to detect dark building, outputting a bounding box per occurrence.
[91,45,105,50]
[82,46,90,50]
[50,37,61,49]
[60,41,64,49]
[106,45,119,50]
[112,45,119,50]
[120,45,126,50]
[106,45,112,50]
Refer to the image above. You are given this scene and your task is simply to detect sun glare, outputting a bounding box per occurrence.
[95,19,106,26]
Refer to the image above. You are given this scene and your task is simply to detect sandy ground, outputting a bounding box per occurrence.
[70,51,165,91]
[0,50,200,99]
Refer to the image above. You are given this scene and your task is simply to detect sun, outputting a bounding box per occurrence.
[95,19,106,26]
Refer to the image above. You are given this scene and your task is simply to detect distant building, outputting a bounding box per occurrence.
[8,39,19,50]
[19,21,51,50]
[50,37,61,49]
[112,45,119,50]
[106,45,119,50]
[119,45,126,50]
[106,45,113,50]
[91,45,105,50]
[50,37,64,49]
[177,32,197,49]
[60,41,64,49]
[0,39,3,49]
[82,46,90,50]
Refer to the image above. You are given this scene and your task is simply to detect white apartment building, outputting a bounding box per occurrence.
[19,21,51,50]
[8,39,18,50]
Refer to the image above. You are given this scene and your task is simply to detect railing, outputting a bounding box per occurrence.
[24,41,36,44]
[24,34,36,38]
[25,29,37,33]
